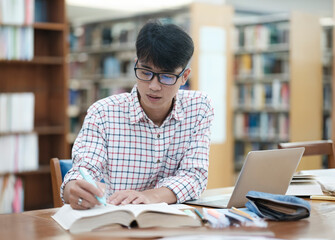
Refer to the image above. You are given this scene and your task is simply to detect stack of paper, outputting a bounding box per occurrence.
[286,174,323,196]
[299,169,335,196]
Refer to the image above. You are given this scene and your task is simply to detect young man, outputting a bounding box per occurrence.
[62,21,214,210]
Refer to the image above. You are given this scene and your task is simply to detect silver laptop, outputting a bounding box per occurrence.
[186,148,305,208]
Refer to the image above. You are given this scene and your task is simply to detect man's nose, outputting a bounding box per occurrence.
[149,74,161,91]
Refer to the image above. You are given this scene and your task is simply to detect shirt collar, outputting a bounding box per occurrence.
[129,85,185,124]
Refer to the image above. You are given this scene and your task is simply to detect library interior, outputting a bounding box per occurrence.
[1,0,335,238]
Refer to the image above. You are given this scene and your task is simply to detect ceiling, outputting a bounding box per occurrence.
[66,0,333,25]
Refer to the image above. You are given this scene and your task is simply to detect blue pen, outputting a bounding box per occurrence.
[79,168,107,206]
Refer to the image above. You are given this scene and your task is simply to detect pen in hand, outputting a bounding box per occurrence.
[79,168,107,206]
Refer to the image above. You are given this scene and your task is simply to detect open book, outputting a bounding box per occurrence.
[52,203,201,233]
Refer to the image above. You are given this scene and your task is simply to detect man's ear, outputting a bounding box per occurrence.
[181,68,191,85]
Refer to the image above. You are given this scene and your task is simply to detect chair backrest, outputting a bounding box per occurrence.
[278,140,335,168]
[50,158,72,208]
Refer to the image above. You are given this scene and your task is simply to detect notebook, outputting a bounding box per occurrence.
[186,148,305,208]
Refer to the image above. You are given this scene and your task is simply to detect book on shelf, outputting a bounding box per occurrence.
[234,80,289,110]
[52,202,201,234]
[103,56,121,78]
[0,26,34,60]
[0,92,34,133]
[323,116,331,140]
[0,0,33,25]
[34,0,47,22]
[0,133,39,173]
[0,174,24,213]
[235,22,289,51]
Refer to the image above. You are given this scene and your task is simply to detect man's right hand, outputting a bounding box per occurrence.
[63,180,105,210]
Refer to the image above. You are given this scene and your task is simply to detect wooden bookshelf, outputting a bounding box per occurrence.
[68,3,234,187]
[0,0,69,211]
[321,23,333,163]
[333,3,335,144]
[189,3,234,187]
[233,12,323,171]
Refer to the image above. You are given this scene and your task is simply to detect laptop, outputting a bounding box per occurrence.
[186,147,305,208]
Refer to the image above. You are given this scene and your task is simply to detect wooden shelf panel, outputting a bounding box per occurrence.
[0,22,64,31]
[0,57,64,65]
[35,126,66,135]
[234,74,290,83]
[0,165,50,177]
[235,137,290,143]
[234,108,289,113]
[34,22,65,31]
[70,42,136,54]
[0,126,65,136]
[235,44,290,55]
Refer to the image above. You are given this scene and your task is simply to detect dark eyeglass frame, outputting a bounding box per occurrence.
[134,59,186,86]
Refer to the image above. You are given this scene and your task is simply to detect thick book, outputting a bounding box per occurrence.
[52,203,201,233]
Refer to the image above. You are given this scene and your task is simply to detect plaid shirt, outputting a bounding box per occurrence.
[61,85,214,203]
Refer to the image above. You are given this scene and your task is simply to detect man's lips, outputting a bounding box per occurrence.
[147,94,161,100]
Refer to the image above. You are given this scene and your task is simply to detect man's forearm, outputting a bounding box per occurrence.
[143,187,177,204]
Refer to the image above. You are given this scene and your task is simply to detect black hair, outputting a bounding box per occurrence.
[136,20,194,72]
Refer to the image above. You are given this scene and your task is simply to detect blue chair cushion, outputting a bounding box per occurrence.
[59,159,105,183]
[59,160,73,181]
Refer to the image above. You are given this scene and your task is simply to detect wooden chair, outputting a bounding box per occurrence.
[278,140,335,168]
[50,158,72,208]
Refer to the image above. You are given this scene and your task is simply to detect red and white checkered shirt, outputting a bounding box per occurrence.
[61,85,214,203]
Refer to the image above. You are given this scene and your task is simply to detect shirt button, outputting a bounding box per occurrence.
[156,159,160,163]
[157,134,160,138]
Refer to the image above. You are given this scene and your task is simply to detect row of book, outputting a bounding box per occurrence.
[0,26,34,60]
[70,21,138,51]
[234,141,278,170]
[69,56,134,79]
[69,80,134,108]
[234,22,290,51]
[103,56,131,79]
[322,26,333,50]
[0,174,24,213]
[0,0,34,25]
[234,112,289,141]
[323,115,331,140]
[323,83,332,112]
[0,133,38,174]
[69,13,190,52]
[0,93,35,133]
[234,53,289,77]
[234,81,290,110]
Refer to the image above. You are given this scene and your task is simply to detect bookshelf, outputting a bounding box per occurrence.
[321,22,333,167]
[0,0,69,211]
[68,2,234,188]
[233,12,323,171]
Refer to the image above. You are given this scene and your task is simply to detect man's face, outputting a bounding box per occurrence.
[135,59,190,116]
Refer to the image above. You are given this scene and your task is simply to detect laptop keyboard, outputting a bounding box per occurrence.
[191,194,231,207]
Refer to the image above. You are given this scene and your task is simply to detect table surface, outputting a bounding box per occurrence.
[1,187,335,239]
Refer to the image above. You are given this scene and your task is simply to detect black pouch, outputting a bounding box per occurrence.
[245,191,311,221]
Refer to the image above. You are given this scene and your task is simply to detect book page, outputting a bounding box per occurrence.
[121,203,187,217]
[52,204,123,230]
[52,203,187,230]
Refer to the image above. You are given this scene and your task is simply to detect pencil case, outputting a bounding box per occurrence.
[245,191,311,221]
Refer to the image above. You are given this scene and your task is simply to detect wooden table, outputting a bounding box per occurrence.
[1,188,335,239]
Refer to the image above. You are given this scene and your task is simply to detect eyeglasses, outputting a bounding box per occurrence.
[134,60,186,85]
